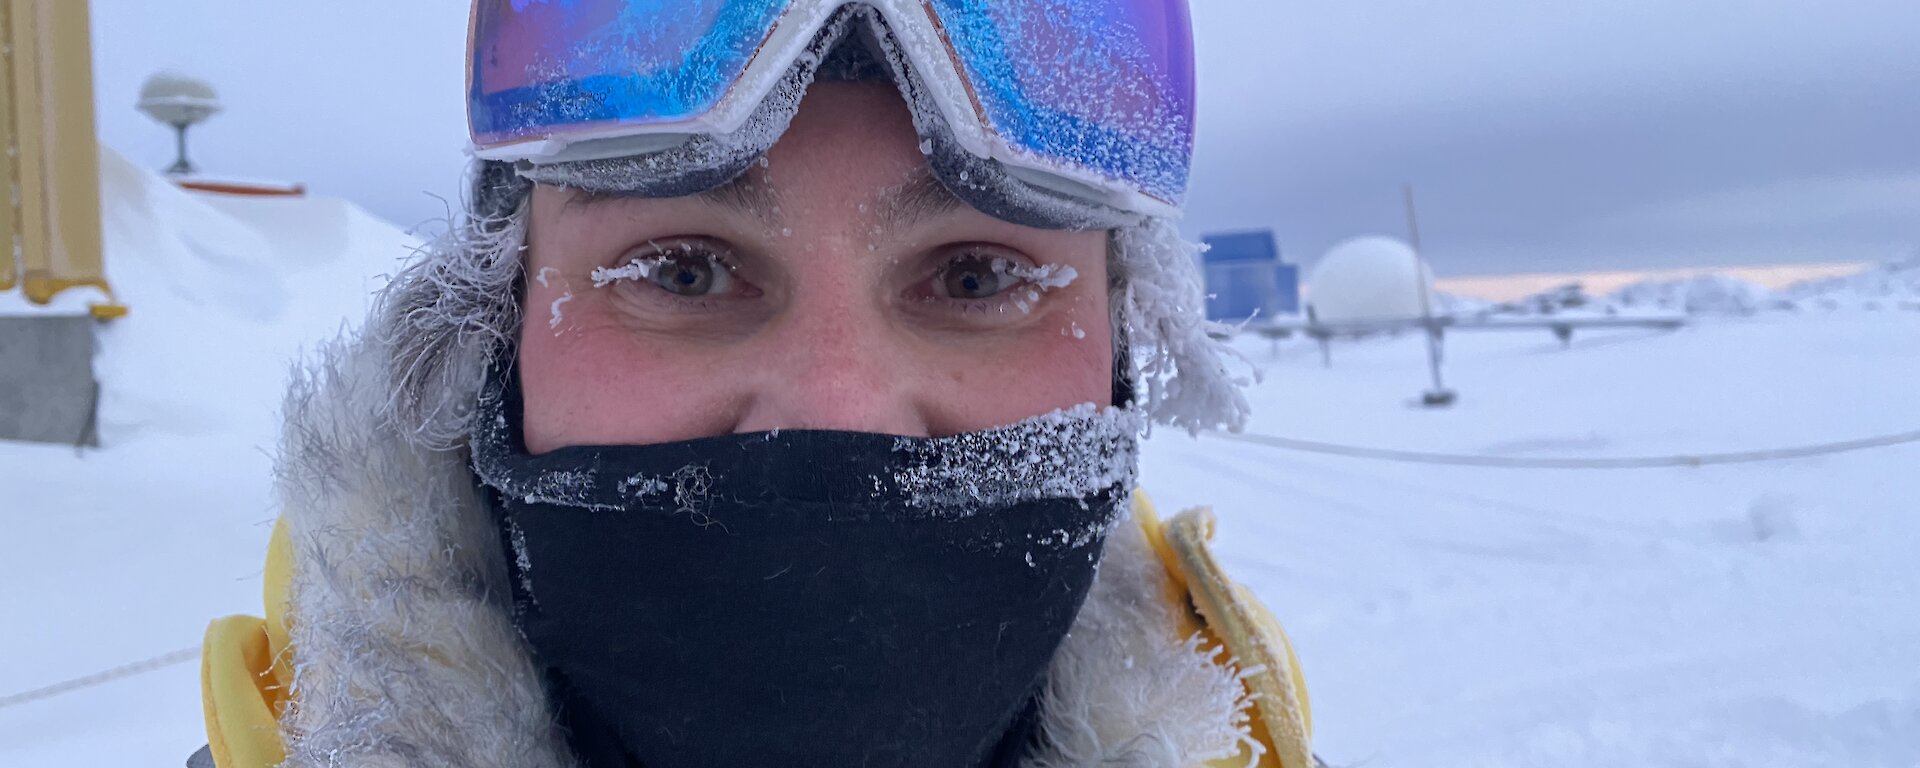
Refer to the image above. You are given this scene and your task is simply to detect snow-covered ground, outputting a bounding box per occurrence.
[0,148,413,766]
[4,154,1917,766]
[1144,316,1920,767]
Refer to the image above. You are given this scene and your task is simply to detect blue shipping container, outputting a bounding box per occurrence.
[1202,230,1300,322]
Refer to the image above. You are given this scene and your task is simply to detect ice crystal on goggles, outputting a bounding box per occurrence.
[468,0,1197,212]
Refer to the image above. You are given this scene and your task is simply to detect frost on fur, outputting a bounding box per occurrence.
[1111,220,1258,434]
[1026,518,1261,767]
[373,160,531,450]
[274,334,577,768]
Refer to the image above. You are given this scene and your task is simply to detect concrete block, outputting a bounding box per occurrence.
[0,315,98,446]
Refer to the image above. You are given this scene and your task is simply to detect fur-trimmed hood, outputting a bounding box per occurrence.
[267,318,1262,767]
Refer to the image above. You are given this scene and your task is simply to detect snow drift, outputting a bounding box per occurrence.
[1606,273,1780,315]
[88,146,416,443]
[0,147,417,766]
[1465,255,1920,318]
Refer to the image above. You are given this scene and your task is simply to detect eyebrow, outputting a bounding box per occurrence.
[878,171,965,231]
[563,166,964,230]
[698,169,784,227]
[562,170,784,227]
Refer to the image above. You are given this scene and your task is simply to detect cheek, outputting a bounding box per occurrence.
[929,289,1117,433]
[519,278,731,453]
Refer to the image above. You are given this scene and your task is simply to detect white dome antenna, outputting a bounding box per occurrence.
[137,72,222,175]
[1307,236,1436,324]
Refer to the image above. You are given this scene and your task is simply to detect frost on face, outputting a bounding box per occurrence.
[547,291,573,330]
[891,403,1141,517]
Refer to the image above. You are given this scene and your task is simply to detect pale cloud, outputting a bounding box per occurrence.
[1606,175,1920,233]
[86,1,1920,274]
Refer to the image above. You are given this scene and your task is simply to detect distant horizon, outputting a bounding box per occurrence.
[93,139,1894,306]
[1432,260,1876,301]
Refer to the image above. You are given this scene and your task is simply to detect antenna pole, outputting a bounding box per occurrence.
[1406,183,1455,406]
[168,122,193,175]
[1403,182,1423,253]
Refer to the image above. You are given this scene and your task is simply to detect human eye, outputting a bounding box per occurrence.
[935,250,1023,301]
[592,239,754,304]
[910,245,1081,316]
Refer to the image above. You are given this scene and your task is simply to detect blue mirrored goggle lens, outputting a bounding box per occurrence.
[924,0,1196,204]
[469,0,1196,205]
[469,0,791,147]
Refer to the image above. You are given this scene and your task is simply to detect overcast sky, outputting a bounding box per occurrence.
[91,1,1920,276]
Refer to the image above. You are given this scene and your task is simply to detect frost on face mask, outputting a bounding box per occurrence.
[891,404,1142,522]
[473,369,1142,573]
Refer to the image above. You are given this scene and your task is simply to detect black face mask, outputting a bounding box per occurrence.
[471,367,1140,768]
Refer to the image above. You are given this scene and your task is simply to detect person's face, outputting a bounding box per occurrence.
[518,82,1114,452]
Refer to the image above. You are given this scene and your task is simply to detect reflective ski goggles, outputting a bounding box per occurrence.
[467,0,1195,220]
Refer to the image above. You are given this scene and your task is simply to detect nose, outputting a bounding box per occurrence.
[733,297,930,437]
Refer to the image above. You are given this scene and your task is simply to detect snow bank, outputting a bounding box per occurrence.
[1482,282,1605,317]
[1606,273,1780,315]
[1780,254,1920,310]
[0,286,110,316]
[89,146,415,442]
[1430,291,1493,316]
[0,147,416,767]
[1462,257,1920,318]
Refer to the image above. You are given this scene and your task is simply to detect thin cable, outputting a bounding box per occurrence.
[1208,428,1920,469]
[0,646,199,711]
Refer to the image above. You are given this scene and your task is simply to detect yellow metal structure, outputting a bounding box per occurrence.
[1,0,122,315]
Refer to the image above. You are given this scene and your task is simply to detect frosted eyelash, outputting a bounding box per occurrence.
[987,259,1079,314]
[592,242,738,289]
[591,256,664,287]
[993,261,1080,291]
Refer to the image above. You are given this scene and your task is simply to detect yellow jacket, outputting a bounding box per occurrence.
[202,494,1312,768]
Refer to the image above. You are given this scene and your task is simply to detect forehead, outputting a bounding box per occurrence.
[556,164,962,231]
